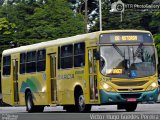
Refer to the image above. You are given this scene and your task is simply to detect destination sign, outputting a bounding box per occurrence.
[115,35,138,41]
[100,32,153,44]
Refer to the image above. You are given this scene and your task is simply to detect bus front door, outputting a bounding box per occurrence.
[12,59,19,104]
[50,54,57,103]
[88,48,98,101]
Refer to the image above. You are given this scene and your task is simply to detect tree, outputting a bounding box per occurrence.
[24,0,85,40]
[0,17,16,69]
[0,0,85,45]
[0,0,86,68]
[89,0,157,32]
[0,17,16,45]
[68,0,98,28]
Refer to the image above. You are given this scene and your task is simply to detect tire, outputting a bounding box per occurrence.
[25,92,44,113]
[26,92,34,112]
[124,103,137,112]
[75,90,92,112]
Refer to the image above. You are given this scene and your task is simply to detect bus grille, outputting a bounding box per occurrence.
[117,88,143,92]
[120,93,142,99]
[112,81,147,87]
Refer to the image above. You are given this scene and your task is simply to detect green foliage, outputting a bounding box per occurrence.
[0,0,86,69]
[0,0,85,45]
[90,0,158,32]
[24,0,85,40]
[68,0,98,26]
[0,17,16,35]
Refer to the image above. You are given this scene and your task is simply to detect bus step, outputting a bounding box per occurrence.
[50,104,57,107]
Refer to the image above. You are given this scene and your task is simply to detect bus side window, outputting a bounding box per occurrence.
[37,49,46,72]
[26,51,36,73]
[3,56,11,76]
[61,45,73,69]
[58,47,61,69]
[20,53,26,74]
[74,42,85,67]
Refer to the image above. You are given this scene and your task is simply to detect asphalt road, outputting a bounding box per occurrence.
[1,104,160,120]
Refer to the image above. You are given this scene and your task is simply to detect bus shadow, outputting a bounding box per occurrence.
[42,110,131,113]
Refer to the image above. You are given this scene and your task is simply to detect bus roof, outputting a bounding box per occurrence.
[2,30,151,56]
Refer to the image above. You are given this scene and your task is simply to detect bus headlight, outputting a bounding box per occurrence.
[146,82,158,91]
[101,82,115,92]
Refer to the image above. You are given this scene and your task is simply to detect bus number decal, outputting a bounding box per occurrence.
[106,69,123,74]
[58,74,74,80]
[112,69,123,74]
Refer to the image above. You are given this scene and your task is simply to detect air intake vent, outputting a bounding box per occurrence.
[118,88,143,92]
[112,81,147,86]
[120,93,141,99]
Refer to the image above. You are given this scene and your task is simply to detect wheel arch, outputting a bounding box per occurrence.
[74,85,83,101]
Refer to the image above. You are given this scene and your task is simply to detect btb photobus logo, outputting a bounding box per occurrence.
[110,0,125,12]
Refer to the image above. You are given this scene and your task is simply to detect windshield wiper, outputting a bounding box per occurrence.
[112,44,124,58]
[134,43,144,61]
[112,44,129,70]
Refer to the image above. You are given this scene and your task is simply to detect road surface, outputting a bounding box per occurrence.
[1,104,160,120]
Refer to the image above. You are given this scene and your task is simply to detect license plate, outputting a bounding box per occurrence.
[127,98,137,102]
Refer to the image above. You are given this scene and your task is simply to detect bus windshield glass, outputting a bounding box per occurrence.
[100,45,156,78]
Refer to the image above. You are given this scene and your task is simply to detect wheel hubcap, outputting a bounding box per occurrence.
[27,97,31,110]
[78,95,85,111]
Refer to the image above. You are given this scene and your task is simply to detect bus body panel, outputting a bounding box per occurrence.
[1,77,12,105]
[18,72,48,105]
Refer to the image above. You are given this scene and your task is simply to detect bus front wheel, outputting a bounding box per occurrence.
[25,92,44,112]
[26,92,34,112]
[124,103,137,112]
[75,90,91,112]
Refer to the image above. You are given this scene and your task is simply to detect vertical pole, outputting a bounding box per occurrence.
[85,0,88,33]
[120,12,123,22]
[99,0,102,31]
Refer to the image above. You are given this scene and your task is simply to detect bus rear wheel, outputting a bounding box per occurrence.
[25,92,44,112]
[75,90,91,112]
[124,103,137,112]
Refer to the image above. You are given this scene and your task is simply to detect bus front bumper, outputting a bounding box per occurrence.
[99,88,159,104]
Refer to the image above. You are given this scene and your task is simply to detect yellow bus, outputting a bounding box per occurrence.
[1,30,159,112]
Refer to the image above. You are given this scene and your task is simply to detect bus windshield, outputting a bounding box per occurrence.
[100,45,156,78]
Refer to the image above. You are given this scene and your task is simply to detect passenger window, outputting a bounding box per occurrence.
[58,47,61,69]
[20,53,26,74]
[74,42,85,67]
[37,49,46,72]
[3,56,11,75]
[26,51,36,73]
[61,45,73,69]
